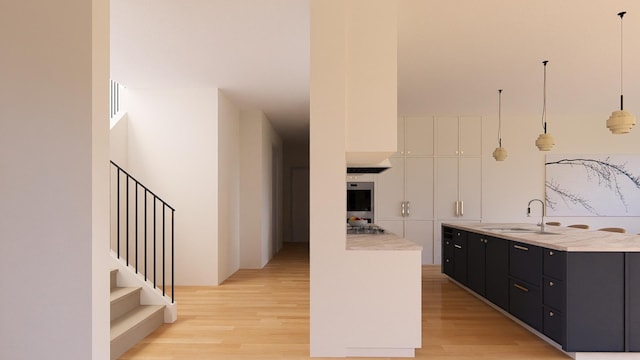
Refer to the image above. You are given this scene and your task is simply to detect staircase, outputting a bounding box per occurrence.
[110,268,165,359]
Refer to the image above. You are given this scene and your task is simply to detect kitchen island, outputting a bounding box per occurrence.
[442,222,640,360]
[338,232,422,357]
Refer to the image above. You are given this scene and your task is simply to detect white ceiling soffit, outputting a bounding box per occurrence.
[111,0,640,142]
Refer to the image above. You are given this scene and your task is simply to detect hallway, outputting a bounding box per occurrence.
[121,242,569,359]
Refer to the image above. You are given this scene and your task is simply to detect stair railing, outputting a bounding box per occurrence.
[110,161,175,303]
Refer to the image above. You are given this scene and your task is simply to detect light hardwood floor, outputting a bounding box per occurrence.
[121,243,570,359]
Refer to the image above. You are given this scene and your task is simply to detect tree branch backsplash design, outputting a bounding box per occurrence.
[545,155,640,216]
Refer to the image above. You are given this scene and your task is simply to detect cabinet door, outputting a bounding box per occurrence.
[405,157,433,220]
[375,220,404,237]
[405,220,434,264]
[405,116,434,156]
[453,232,467,284]
[436,157,459,219]
[466,233,486,296]
[375,157,405,220]
[396,117,405,156]
[442,233,454,277]
[629,253,640,351]
[435,116,459,156]
[485,237,509,311]
[458,157,481,220]
[459,116,482,156]
[509,279,542,331]
[509,241,542,286]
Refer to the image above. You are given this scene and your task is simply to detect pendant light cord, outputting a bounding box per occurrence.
[541,60,548,133]
[498,89,503,147]
[619,11,626,110]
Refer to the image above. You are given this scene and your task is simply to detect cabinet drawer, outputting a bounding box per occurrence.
[509,279,542,331]
[543,277,565,312]
[509,241,542,286]
[442,257,454,277]
[453,229,466,241]
[543,306,564,346]
[443,238,453,258]
[543,248,566,280]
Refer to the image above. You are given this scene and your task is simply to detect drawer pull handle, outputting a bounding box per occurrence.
[549,281,554,287]
[549,250,554,256]
[514,283,529,292]
[454,244,462,249]
[549,311,555,317]
[514,244,529,251]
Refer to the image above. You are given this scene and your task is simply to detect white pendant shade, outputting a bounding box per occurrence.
[492,147,508,161]
[535,133,555,151]
[607,110,636,134]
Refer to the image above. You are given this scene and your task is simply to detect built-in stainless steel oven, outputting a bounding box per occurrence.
[346,182,374,223]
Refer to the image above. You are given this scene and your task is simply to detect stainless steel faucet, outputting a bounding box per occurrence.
[527,199,546,232]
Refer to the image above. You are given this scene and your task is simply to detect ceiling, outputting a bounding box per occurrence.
[111,0,640,143]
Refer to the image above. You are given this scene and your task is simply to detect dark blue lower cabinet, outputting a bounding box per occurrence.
[543,306,564,345]
[509,279,542,331]
[442,226,635,353]
[629,253,640,351]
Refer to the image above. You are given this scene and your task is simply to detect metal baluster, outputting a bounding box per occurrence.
[117,168,120,259]
[172,209,175,303]
[153,198,156,289]
[163,205,166,296]
[135,184,138,273]
[144,189,147,281]
[126,175,129,266]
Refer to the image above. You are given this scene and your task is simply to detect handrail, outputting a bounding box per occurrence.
[110,160,175,303]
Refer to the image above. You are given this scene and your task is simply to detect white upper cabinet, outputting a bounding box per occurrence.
[459,116,482,157]
[404,117,434,156]
[436,116,482,157]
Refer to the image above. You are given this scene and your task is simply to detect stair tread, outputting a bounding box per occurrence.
[111,305,164,341]
[110,286,140,304]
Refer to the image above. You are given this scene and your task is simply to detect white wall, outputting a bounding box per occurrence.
[109,114,129,168]
[0,0,110,358]
[127,87,220,285]
[217,91,241,282]
[239,111,283,268]
[482,109,640,233]
[311,1,420,356]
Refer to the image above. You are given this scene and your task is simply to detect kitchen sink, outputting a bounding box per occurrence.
[484,227,560,235]
[484,227,536,232]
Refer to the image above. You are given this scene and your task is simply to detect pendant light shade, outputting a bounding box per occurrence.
[493,89,508,161]
[536,60,555,151]
[607,11,636,134]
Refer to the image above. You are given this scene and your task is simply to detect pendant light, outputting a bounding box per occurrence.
[606,11,636,134]
[492,89,508,161]
[535,60,555,151]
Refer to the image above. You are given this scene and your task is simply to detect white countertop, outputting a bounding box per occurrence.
[346,233,422,251]
[444,222,640,252]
